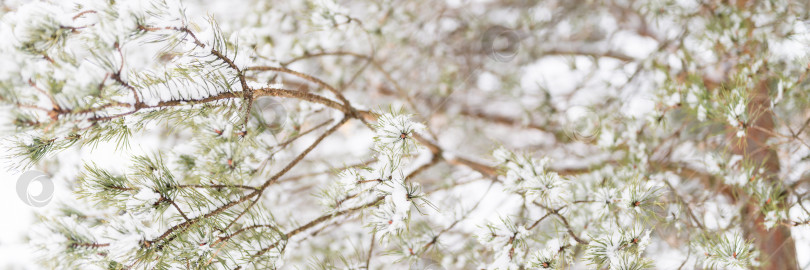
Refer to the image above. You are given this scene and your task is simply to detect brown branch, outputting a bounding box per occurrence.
[258,117,349,190]
[421,181,496,253]
[366,233,376,269]
[72,86,343,124]
[459,109,552,133]
[177,184,257,191]
[245,66,355,115]
[528,205,565,231]
[110,71,140,106]
[212,224,284,248]
[169,198,191,222]
[280,51,369,66]
[276,158,376,184]
[70,242,110,249]
[252,196,385,258]
[540,45,637,62]
[143,117,350,251]
[219,197,260,234]
[72,10,97,20]
[253,88,346,113]
[532,201,588,244]
[662,179,705,230]
[87,92,240,122]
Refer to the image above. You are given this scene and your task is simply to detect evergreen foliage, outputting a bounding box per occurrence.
[1,0,809,269]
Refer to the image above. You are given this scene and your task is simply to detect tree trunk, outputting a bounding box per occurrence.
[731,79,798,270]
